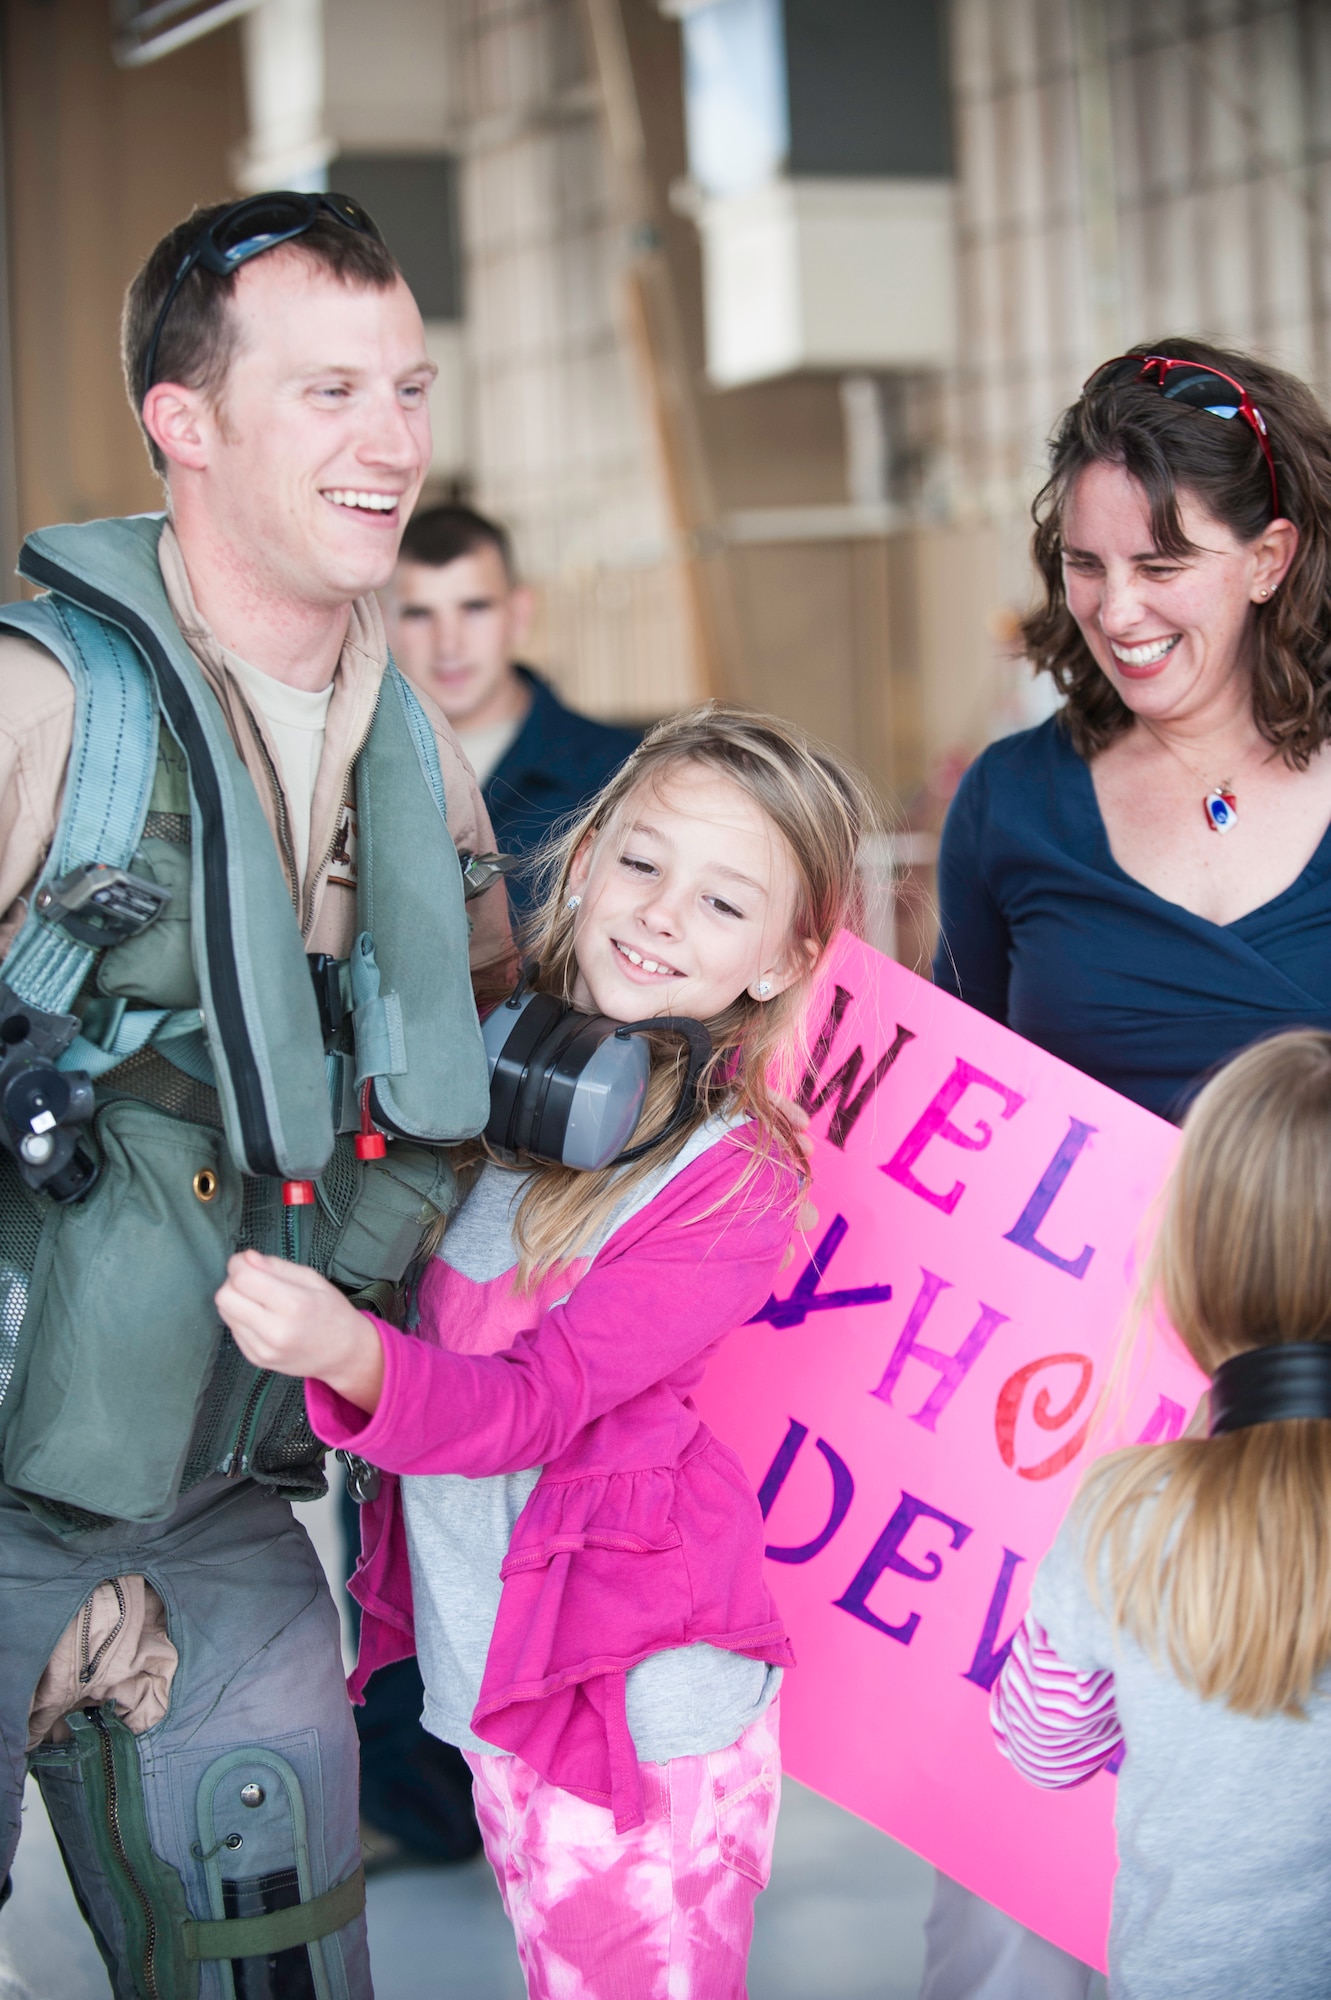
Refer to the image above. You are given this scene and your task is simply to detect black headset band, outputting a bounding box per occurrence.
[486,988,566,1152]
[1209,1342,1331,1435]
[612,1015,714,1165]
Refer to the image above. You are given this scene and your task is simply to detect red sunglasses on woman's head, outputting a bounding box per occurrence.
[1083,352,1281,518]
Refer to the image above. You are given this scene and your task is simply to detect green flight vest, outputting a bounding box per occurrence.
[0,515,490,1532]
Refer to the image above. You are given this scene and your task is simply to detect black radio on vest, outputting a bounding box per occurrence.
[481,971,712,1171]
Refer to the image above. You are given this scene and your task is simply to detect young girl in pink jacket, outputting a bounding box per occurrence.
[218,704,871,1999]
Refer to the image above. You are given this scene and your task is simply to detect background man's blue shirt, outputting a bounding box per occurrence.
[484,665,639,927]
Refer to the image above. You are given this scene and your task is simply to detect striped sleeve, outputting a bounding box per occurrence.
[991,1611,1123,1789]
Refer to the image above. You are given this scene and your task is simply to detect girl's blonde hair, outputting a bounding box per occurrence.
[1079,1030,1331,1715]
[479,703,874,1284]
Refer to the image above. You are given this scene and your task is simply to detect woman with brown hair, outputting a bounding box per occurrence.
[934,338,1331,1122]
[926,340,1331,1996]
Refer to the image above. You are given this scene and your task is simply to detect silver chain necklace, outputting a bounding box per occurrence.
[1136,719,1247,834]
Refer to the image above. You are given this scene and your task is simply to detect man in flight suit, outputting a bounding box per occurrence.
[0,194,509,1997]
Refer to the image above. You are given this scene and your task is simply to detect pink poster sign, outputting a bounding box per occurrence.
[695,932,1204,1969]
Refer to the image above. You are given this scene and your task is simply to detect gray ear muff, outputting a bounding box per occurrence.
[481,975,712,1171]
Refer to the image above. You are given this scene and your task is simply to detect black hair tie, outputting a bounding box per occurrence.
[1209,1344,1331,1435]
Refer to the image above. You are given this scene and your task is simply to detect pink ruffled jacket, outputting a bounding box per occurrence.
[306,1132,800,1831]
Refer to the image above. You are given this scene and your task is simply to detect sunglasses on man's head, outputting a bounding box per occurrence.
[1083,352,1281,517]
[140,190,384,405]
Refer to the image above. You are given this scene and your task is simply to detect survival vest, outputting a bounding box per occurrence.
[0,515,491,1532]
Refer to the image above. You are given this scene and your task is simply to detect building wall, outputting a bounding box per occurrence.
[946,0,1331,580]
[0,0,1012,809]
[324,0,454,154]
[438,0,1003,794]
[613,0,1005,811]
[446,0,706,722]
[15,5,1316,876]
[1,0,248,550]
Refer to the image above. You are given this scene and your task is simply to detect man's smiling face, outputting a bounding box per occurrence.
[195,250,435,608]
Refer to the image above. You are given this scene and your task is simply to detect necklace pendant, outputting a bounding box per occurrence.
[1204,786,1238,834]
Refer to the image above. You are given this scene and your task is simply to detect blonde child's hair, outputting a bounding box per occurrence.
[474,703,875,1285]
[1078,1029,1331,1716]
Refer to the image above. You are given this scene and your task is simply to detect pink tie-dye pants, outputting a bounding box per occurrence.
[465,1698,782,1999]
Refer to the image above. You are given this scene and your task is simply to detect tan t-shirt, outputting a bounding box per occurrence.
[456,714,522,789]
[224,651,334,883]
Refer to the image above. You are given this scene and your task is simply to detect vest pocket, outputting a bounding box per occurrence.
[3,1099,241,1523]
[321,1141,455,1290]
[96,839,200,1008]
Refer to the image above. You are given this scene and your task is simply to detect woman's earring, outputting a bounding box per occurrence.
[1259,587,1272,599]
[565,893,582,912]
[754,979,772,999]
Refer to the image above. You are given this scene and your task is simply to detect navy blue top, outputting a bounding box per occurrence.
[931,716,1331,1122]
[484,666,640,926]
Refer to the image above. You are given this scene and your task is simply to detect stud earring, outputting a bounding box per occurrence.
[565,893,582,912]
[754,980,772,999]
[1259,587,1272,599]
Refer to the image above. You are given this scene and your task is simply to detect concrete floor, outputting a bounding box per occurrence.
[0,1768,934,2000]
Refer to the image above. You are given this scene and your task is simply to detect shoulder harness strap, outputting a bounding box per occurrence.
[16,517,333,1178]
[0,597,158,1020]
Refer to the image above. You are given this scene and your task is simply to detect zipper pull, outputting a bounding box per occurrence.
[355,1079,386,1161]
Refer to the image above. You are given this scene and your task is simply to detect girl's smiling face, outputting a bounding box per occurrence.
[565,763,811,1023]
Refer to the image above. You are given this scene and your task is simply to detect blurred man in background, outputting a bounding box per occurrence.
[386,504,640,928]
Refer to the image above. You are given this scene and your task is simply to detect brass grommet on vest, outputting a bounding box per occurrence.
[193,1167,219,1203]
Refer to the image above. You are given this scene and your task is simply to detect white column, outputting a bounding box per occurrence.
[235,0,333,194]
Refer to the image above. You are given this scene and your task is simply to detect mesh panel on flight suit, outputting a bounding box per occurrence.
[103,1049,224,1131]
[0,1153,44,1418]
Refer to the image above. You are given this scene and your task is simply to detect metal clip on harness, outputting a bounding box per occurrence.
[35,860,172,948]
[458,850,518,902]
[0,861,172,1202]
[0,990,97,1202]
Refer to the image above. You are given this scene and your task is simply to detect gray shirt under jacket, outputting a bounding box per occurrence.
[1034,1502,1331,1999]
[402,1132,780,1764]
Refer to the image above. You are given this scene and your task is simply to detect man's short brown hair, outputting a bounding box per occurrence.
[398,503,516,582]
[121,200,401,476]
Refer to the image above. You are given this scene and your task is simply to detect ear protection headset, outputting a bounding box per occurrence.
[481,972,713,1171]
